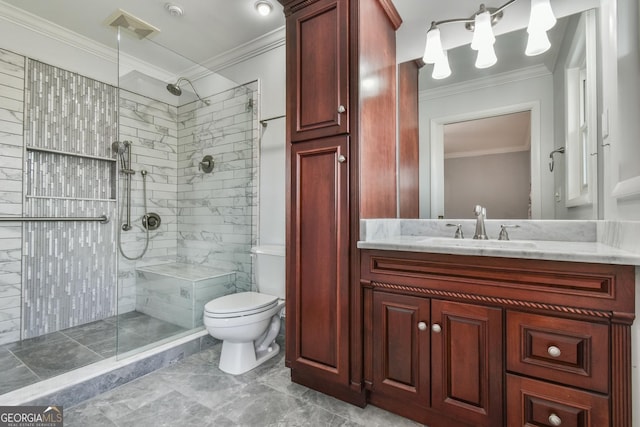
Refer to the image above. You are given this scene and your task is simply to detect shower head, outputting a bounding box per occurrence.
[166,77,210,105]
[166,82,182,96]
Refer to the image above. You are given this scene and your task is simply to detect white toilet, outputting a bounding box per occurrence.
[203,245,285,375]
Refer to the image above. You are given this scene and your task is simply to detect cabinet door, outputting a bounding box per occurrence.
[287,136,349,385]
[431,300,503,427]
[372,291,430,406]
[287,0,349,141]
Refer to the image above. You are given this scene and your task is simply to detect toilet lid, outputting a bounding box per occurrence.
[204,292,279,317]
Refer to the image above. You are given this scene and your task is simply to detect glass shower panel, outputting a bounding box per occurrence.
[115,26,258,357]
[0,33,119,396]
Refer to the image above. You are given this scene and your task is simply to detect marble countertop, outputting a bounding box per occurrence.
[358,219,640,266]
[357,236,640,265]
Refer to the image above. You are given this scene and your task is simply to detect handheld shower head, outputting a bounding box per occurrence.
[112,141,126,155]
[166,77,210,105]
[112,141,131,170]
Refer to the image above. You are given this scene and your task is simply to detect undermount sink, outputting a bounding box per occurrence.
[424,237,537,250]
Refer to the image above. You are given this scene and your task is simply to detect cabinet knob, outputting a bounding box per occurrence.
[548,413,562,426]
[337,155,347,163]
[417,322,427,331]
[547,345,562,358]
[337,105,346,113]
[431,323,442,333]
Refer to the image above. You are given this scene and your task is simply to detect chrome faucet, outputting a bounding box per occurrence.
[473,205,488,240]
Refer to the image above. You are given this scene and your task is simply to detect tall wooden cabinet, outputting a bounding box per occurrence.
[279,0,401,405]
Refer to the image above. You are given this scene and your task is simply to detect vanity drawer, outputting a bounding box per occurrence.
[506,311,609,393]
[507,374,609,427]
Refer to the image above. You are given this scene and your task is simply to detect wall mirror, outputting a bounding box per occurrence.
[394,0,602,220]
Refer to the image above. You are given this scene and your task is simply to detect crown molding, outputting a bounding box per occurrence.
[0,1,285,84]
[0,1,174,83]
[183,26,286,80]
[419,64,552,101]
[0,1,115,63]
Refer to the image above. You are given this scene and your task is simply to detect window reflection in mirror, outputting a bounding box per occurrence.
[563,9,597,208]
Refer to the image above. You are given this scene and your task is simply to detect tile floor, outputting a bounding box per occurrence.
[0,312,188,395]
[64,334,423,427]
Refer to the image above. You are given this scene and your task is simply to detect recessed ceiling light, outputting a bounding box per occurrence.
[255,1,273,17]
[165,3,184,17]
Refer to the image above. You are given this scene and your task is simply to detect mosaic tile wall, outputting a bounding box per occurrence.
[21,59,118,338]
[0,49,25,345]
[176,83,258,292]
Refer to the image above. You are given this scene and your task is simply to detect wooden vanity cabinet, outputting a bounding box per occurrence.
[279,0,401,406]
[371,291,503,427]
[361,249,636,427]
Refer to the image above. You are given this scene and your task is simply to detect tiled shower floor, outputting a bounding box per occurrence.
[0,312,188,395]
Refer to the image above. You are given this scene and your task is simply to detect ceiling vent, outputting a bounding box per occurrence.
[106,9,160,39]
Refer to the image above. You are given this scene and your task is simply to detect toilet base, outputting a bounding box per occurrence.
[218,341,281,375]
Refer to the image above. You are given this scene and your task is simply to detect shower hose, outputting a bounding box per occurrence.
[118,170,150,260]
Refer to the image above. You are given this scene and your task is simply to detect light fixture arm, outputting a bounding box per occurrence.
[429,0,519,29]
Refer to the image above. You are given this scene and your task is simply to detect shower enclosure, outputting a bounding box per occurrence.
[0,22,259,399]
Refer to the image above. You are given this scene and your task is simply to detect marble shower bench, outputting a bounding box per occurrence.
[135,263,236,329]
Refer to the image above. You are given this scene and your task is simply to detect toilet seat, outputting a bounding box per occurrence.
[204,292,279,318]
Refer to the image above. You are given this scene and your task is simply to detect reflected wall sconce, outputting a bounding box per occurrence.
[423,0,556,79]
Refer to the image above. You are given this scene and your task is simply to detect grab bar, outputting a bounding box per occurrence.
[0,215,110,224]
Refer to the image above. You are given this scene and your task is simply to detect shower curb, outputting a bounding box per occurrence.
[1,331,217,408]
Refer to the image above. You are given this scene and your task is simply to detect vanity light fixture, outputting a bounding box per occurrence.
[422,0,556,79]
[255,1,273,17]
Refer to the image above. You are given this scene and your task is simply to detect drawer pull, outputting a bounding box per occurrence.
[548,413,562,426]
[432,323,442,333]
[337,105,346,113]
[337,155,347,163]
[418,321,427,331]
[547,345,562,358]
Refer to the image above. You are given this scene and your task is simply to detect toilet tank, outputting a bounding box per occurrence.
[251,245,285,298]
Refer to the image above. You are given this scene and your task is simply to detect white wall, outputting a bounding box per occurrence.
[217,45,286,247]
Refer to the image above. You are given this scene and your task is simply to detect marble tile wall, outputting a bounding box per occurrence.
[116,89,179,313]
[22,59,118,338]
[361,218,599,242]
[176,83,258,292]
[0,48,25,345]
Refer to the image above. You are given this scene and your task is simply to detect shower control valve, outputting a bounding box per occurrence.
[199,155,214,173]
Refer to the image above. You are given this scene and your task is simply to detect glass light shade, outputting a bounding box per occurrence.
[475,44,497,69]
[525,28,551,56]
[528,0,556,33]
[432,50,451,79]
[423,27,445,64]
[471,11,495,51]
